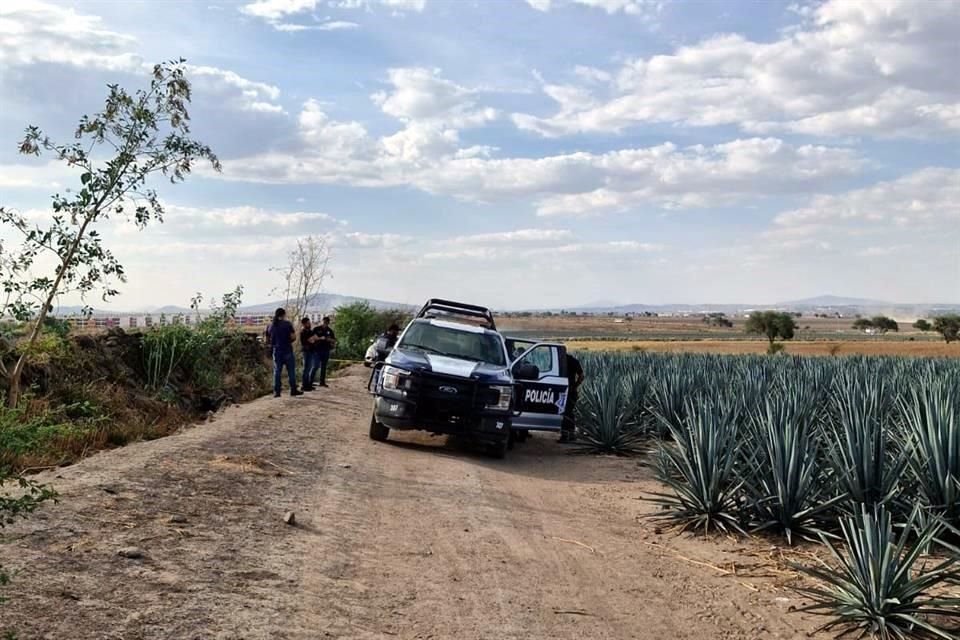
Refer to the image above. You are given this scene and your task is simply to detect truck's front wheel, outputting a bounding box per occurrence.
[369,413,390,442]
[487,436,509,459]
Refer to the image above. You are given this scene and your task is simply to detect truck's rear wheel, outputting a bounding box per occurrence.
[369,414,389,441]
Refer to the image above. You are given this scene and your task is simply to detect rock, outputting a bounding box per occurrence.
[338,463,352,469]
[168,515,188,524]
[283,512,296,526]
[117,547,145,560]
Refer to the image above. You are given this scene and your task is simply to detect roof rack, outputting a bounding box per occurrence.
[415,298,497,330]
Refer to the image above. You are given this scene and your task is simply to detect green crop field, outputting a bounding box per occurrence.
[572,351,960,636]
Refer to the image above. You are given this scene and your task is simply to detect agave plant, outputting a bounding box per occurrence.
[648,366,695,439]
[575,369,647,455]
[797,505,960,640]
[741,385,844,544]
[648,397,746,535]
[899,380,960,526]
[826,373,910,511]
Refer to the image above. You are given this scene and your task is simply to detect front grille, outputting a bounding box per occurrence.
[413,373,494,426]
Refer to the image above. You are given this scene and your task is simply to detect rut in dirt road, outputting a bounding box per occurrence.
[1,367,817,639]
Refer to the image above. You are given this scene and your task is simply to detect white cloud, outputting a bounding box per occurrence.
[338,232,416,249]
[423,238,662,261]
[450,229,574,245]
[240,0,320,21]
[773,168,960,229]
[273,19,360,31]
[0,161,80,190]
[0,0,140,72]
[162,204,345,235]
[0,2,285,115]
[187,66,285,114]
[525,0,664,17]
[217,105,862,214]
[372,67,497,127]
[755,168,960,264]
[513,0,960,139]
[298,99,375,156]
[240,0,424,29]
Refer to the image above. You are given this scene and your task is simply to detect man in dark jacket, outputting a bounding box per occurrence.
[560,353,584,443]
[270,308,302,397]
[373,323,400,362]
[300,317,318,391]
[312,316,336,387]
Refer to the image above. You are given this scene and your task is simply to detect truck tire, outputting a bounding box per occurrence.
[487,436,509,459]
[369,413,389,442]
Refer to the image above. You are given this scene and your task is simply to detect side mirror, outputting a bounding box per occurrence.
[513,362,540,381]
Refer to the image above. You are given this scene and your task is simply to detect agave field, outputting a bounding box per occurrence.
[575,352,960,639]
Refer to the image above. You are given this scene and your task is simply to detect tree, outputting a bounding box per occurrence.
[272,235,332,323]
[913,319,932,332]
[333,301,409,360]
[0,60,219,408]
[745,311,797,350]
[933,315,960,344]
[852,318,874,333]
[870,315,899,335]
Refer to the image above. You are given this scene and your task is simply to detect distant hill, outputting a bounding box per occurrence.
[552,294,960,318]
[48,292,412,318]
[239,293,413,315]
[776,295,890,307]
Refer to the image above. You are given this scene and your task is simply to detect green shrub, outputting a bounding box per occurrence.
[333,301,410,361]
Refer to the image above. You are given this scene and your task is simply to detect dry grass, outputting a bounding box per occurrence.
[569,339,959,357]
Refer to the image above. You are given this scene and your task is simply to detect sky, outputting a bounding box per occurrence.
[1,0,959,311]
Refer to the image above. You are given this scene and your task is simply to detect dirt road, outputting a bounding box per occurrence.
[1,367,821,639]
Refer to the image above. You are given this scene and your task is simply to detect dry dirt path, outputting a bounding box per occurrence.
[1,367,822,639]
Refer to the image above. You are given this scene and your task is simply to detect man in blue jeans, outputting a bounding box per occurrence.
[269,308,302,397]
[299,317,319,390]
[312,316,336,387]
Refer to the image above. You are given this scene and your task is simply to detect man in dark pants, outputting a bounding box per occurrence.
[312,316,336,387]
[560,352,584,443]
[299,317,318,391]
[270,308,302,398]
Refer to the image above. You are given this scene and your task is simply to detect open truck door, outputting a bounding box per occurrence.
[506,338,569,432]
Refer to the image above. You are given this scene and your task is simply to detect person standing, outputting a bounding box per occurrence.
[300,317,318,391]
[374,323,400,363]
[559,352,584,443]
[313,316,336,387]
[270,308,302,398]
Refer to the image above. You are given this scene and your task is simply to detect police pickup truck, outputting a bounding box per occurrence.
[367,299,570,458]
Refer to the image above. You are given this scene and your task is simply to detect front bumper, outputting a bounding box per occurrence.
[370,365,512,443]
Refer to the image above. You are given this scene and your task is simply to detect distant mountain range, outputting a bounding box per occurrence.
[51,293,960,319]
[52,292,413,317]
[548,295,960,317]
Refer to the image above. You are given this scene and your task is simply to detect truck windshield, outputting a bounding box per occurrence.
[399,321,506,366]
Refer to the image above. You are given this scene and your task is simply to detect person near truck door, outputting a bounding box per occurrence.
[300,317,319,391]
[374,323,400,363]
[313,316,336,387]
[270,308,302,398]
[559,353,584,443]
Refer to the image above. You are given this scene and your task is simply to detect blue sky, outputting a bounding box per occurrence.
[1,0,959,310]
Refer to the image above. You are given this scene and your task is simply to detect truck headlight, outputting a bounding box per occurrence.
[487,385,513,411]
[382,366,402,390]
